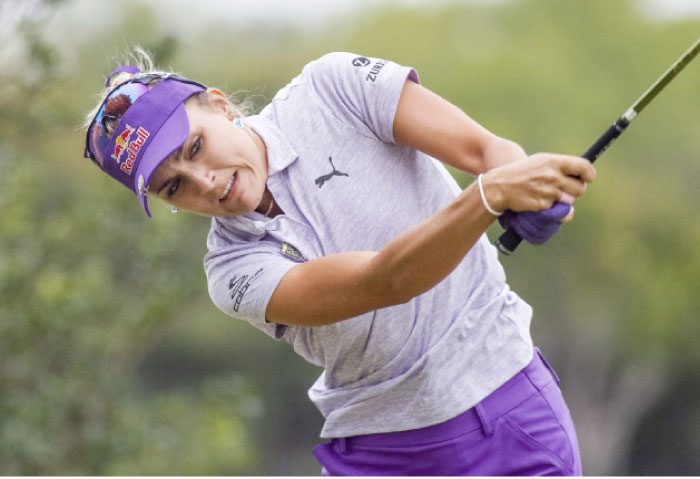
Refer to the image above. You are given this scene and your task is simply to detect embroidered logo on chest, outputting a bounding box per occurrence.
[282,243,305,262]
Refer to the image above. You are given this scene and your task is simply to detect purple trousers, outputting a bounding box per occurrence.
[313,348,581,476]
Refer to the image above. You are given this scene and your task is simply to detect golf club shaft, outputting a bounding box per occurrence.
[496,37,700,255]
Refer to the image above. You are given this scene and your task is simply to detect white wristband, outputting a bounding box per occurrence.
[477,174,503,216]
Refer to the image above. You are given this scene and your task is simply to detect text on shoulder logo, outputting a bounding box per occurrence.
[228,268,263,312]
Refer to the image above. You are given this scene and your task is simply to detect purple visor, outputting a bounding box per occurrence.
[84,70,207,216]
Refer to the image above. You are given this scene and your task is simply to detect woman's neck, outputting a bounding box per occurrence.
[255,187,284,218]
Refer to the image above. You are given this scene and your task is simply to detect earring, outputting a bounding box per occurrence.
[233,118,244,128]
[171,206,178,214]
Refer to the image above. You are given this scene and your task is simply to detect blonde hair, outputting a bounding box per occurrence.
[83,46,252,138]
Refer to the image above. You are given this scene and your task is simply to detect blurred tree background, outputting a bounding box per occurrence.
[1,0,699,475]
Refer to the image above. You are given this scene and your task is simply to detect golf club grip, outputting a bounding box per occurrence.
[495,228,523,255]
[495,119,630,255]
[582,118,629,163]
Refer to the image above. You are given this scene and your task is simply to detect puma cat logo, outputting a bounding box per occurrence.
[315,157,349,188]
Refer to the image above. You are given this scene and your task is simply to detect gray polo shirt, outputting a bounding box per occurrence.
[204,52,534,438]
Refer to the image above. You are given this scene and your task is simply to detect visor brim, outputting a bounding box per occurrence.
[134,103,190,217]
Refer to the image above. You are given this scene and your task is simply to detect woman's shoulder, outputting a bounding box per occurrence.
[206,216,267,250]
[294,52,368,87]
[303,52,359,70]
[264,52,356,111]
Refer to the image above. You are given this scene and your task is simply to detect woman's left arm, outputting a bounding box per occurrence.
[393,79,526,173]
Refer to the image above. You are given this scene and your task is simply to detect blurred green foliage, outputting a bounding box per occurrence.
[1,0,699,475]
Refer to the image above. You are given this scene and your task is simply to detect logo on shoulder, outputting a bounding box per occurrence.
[228,268,263,312]
[366,59,388,83]
[352,56,371,67]
[111,124,150,175]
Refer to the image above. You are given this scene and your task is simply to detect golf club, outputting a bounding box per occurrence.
[496,36,700,255]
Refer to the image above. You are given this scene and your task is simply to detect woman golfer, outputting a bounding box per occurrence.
[84,50,595,476]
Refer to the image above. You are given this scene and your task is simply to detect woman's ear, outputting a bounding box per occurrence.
[206,87,234,118]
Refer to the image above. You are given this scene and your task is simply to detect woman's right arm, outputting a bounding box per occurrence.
[266,154,595,328]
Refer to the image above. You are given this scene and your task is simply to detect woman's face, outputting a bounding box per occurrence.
[149,89,268,217]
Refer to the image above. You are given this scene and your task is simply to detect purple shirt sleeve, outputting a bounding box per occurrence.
[303,52,420,143]
[204,232,296,340]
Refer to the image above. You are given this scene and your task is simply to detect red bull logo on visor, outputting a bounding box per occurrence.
[111,124,150,175]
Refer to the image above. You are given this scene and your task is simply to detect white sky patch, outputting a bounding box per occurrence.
[637,0,700,21]
[145,0,514,31]
[1,0,698,75]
